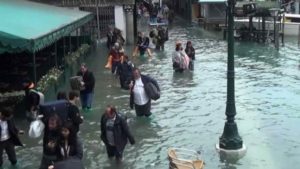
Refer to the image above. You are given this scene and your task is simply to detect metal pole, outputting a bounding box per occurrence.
[55,41,58,67]
[282,13,285,46]
[262,17,266,43]
[77,29,79,48]
[134,0,138,41]
[63,37,66,57]
[69,34,72,53]
[223,7,228,40]
[33,53,37,84]
[96,0,100,40]
[298,25,300,47]
[219,0,243,150]
[275,23,279,50]
[274,16,276,45]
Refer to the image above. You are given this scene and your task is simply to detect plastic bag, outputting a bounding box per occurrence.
[28,119,45,138]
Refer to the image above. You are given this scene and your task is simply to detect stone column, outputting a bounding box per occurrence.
[124,4,134,45]
[295,2,300,14]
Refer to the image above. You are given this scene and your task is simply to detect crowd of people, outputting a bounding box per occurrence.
[0,3,197,168]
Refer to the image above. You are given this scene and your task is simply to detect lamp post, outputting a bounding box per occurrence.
[134,0,138,39]
[216,0,246,162]
[96,0,100,41]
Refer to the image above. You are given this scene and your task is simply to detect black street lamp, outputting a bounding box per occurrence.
[217,0,246,162]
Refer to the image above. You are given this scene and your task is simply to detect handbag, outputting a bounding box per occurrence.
[70,76,83,90]
[28,119,44,138]
[145,82,160,101]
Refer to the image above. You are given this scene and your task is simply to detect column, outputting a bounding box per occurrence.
[124,4,134,45]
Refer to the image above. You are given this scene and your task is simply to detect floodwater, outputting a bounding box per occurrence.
[9,18,300,169]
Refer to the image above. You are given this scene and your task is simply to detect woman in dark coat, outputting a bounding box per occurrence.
[100,105,135,161]
[185,41,195,70]
[56,122,83,160]
[39,114,62,169]
[47,122,83,169]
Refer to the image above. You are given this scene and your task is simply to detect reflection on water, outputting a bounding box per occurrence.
[10,19,300,169]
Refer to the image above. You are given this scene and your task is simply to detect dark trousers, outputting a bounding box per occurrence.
[156,42,165,51]
[111,61,121,74]
[119,76,130,90]
[80,92,93,109]
[105,144,123,159]
[135,100,151,117]
[189,60,194,70]
[0,139,17,166]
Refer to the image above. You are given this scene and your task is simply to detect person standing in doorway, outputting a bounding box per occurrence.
[77,63,95,111]
[129,68,160,117]
[100,105,135,162]
[0,107,23,168]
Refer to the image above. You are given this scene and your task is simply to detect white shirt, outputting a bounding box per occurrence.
[0,120,10,141]
[133,77,149,105]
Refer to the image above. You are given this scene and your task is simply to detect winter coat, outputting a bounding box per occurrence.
[137,36,150,51]
[56,137,83,160]
[100,112,135,153]
[185,46,195,60]
[130,75,160,109]
[67,104,83,133]
[117,61,134,80]
[77,70,95,94]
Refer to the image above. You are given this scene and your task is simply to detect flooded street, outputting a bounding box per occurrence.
[12,18,300,169]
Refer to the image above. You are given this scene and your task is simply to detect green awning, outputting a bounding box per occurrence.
[198,0,226,3]
[0,0,93,54]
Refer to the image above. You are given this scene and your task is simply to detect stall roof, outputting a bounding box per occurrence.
[0,0,93,54]
[198,0,226,3]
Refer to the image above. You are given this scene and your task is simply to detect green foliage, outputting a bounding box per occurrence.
[36,67,63,93]
[65,44,90,65]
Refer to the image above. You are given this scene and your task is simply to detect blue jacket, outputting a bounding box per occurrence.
[130,75,160,109]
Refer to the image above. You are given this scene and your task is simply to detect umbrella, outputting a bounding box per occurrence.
[54,158,84,169]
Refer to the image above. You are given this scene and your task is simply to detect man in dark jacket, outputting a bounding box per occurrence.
[0,107,23,168]
[68,91,83,133]
[136,32,150,56]
[117,55,134,90]
[77,63,95,111]
[100,105,135,161]
[156,26,167,51]
[129,68,160,117]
